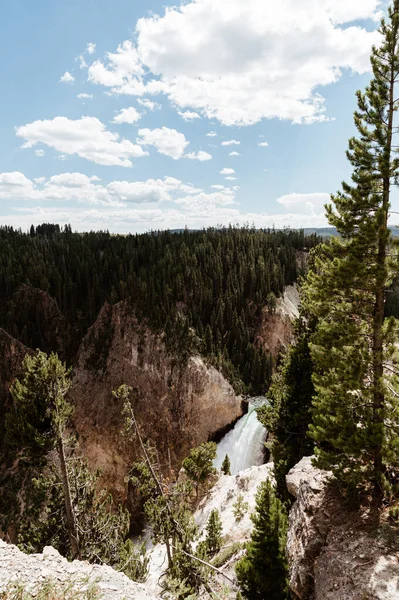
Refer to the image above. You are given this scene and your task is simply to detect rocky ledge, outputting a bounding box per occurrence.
[286,457,399,600]
[0,540,155,599]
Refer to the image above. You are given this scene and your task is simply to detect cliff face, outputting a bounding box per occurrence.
[256,284,299,358]
[286,457,399,600]
[71,301,243,509]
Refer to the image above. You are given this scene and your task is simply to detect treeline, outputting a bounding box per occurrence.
[0,225,319,394]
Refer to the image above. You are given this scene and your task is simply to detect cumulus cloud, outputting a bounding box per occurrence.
[77,93,93,100]
[35,149,45,157]
[16,116,148,167]
[224,176,237,181]
[87,42,96,55]
[178,110,201,121]
[206,131,217,137]
[137,127,189,159]
[60,71,75,83]
[186,151,212,161]
[137,98,161,110]
[229,151,241,156]
[220,168,235,175]
[276,192,330,214]
[258,141,269,147]
[221,140,240,146]
[87,0,380,126]
[0,171,341,232]
[0,171,202,206]
[88,40,144,88]
[112,106,142,124]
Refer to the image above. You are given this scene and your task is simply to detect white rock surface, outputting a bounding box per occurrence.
[286,457,399,600]
[0,540,155,599]
[195,463,274,545]
[146,463,274,595]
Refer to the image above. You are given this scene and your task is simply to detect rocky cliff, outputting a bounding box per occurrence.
[286,457,399,600]
[0,540,155,600]
[70,301,243,513]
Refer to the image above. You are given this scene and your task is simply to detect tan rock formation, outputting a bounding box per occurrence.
[70,301,243,511]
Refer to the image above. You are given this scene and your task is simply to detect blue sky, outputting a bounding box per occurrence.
[0,0,393,233]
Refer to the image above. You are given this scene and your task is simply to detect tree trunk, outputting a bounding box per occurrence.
[372,30,397,493]
[57,437,80,559]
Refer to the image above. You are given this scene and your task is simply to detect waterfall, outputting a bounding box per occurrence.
[214,398,267,475]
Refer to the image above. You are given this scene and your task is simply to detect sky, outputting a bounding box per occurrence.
[0,0,394,233]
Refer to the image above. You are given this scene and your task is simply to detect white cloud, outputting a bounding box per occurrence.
[220,168,235,175]
[112,106,142,124]
[16,116,148,167]
[229,151,241,156]
[221,140,241,146]
[276,192,330,214]
[137,127,189,159]
[35,149,45,157]
[258,141,269,147]
[178,110,201,121]
[88,0,380,126]
[60,71,75,83]
[77,93,93,100]
[206,131,217,137]
[0,171,341,232]
[186,151,212,161]
[87,42,96,55]
[224,176,237,181]
[88,40,144,88]
[137,98,161,110]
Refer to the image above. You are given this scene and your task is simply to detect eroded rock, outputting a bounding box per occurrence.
[286,456,399,600]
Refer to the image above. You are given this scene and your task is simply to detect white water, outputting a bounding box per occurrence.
[214,399,267,475]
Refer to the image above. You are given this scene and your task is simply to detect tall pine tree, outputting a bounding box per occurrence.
[303,2,399,497]
[235,480,289,600]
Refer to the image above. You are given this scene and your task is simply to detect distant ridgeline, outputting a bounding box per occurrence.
[0,224,320,394]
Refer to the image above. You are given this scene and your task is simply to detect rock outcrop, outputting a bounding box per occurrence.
[256,284,299,358]
[71,301,243,510]
[286,457,399,600]
[0,540,155,600]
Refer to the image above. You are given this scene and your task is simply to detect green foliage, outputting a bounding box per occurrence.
[0,577,101,600]
[5,351,72,454]
[4,355,148,581]
[257,322,314,501]
[0,226,319,396]
[221,454,231,476]
[232,494,249,523]
[182,442,217,498]
[235,480,289,600]
[302,5,399,498]
[205,509,223,556]
[211,542,243,568]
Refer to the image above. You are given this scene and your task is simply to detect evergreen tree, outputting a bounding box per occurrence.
[221,454,231,476]
[257,321,314,501]
[6,351,79,558]
[302,3,399,497]
[205,509,223,556]
[182,442,217,500]
[235,480,289,600]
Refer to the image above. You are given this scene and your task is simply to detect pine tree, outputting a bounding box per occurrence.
[221,454,231,475]
[257,322,314,501]
[205,509,223,556]
[182,442,217,500]
[235,480,289,600]
[6,351,80,558]
[303,3,399,497]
